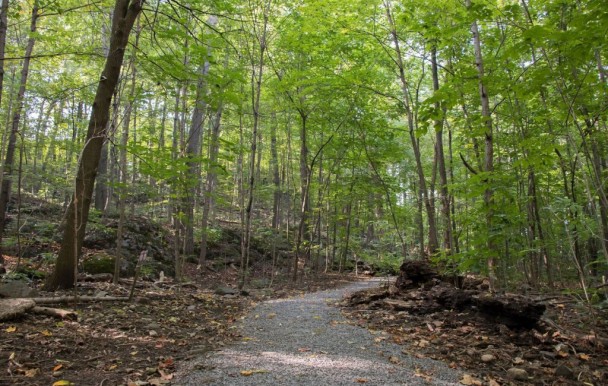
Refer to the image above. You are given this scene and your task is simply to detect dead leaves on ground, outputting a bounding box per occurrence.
[343,289,608,385]
[1,282,245,386]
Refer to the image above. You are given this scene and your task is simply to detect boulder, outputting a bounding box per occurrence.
[0,280,38,298]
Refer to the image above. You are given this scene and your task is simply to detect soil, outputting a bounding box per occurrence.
[0,256,361,386]
[341,278,608,386]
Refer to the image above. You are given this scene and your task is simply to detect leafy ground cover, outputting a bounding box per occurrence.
[341,280,608,386]
[0,258,358,386]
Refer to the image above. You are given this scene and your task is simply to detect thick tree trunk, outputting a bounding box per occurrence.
[0,1,38,262]
[45,0,143,290]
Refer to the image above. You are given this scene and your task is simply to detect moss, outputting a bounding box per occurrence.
[82,252,116,274]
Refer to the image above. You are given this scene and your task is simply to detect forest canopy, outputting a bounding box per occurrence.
[0,0,605,295]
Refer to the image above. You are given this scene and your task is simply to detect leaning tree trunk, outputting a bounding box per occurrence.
[46,0,144,290]
[0,1,38,262]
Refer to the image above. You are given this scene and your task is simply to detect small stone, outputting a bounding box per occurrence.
[214,286,237,296]
[149,330,158,337]
[466,349,476,356]
[481,354,496,363]
[507,367,529,381]
[555,365,574,379]
[147,322,160,330]
[187,305,196,311]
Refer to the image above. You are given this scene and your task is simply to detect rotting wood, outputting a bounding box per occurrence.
[348,260,547,329]
[31,296,129,304]
[31,306,77,320]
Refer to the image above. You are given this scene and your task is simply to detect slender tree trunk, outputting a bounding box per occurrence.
[45,0,143,290]
[384,0,438,254]
[0,1,38,262]
[114,23,139,284]
[270,112,281,229]
[198,98,224,264]
[184,70,207,255]
[185,17,217,255]
[239,0,270,290]
[94,11,113,213]
[467,0,497,290]
[431,46,454,254]
[0,0,9,111]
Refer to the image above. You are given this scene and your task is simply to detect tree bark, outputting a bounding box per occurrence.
[384,0,438,254]
[115,22,139,284]
[198,98,224,264]
[0,1,38,262]
[239,0,271,290]
[45,0,144,290]
[431,46,454,254]
[467,0,497,290]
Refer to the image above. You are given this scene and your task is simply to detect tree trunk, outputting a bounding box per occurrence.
[467,0,497,290]
[0,1,38,262]
[94,11,113,213]
[45,0,143,290]
[384,0,438,254]
[431,46,454,254]
[198,98,224,264]
[114,23,139,284]
[270,112,281,230]
[239,0,270,290]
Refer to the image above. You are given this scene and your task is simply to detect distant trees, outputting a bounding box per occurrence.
[0,0,603,294]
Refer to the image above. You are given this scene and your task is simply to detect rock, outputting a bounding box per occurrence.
[214,286,238,296]
[554,365,574,379]
[82,252,116,275]
[481,354,496,363]
[0,280,38,298]
[539,351,555,359]
[506,367,529,381]
[0,298,36,321]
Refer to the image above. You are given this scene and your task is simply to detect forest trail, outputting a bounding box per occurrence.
[174,278,461,385]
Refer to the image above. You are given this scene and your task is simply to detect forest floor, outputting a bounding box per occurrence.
[341,281,608,386]
[0,195,606,385]
[0,257,362,386]
[3,262,607,386]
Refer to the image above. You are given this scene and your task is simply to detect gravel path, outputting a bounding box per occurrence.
[174,278,461,385]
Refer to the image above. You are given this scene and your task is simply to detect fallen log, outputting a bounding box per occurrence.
[31,296,130,304]
[355,259,547,329]
[31,306,78,320]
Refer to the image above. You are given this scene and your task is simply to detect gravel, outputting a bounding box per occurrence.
[174,278,461,385]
